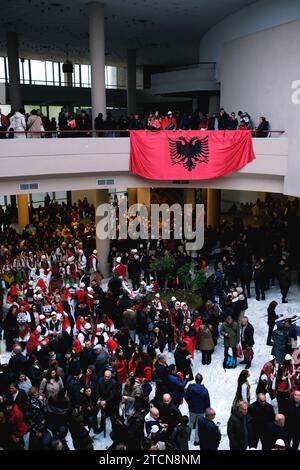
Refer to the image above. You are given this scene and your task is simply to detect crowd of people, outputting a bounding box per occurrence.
[0,194,299,451]
[0,106,270,139]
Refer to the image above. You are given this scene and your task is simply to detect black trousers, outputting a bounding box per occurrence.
[255,283,265,300]
[202,350,212,365]
[267,323,274,344]
[242,282,251,298]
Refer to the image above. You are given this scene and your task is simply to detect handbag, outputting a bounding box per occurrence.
[243,347,254,362]
[224,355,236,369]
[236,344,243,358]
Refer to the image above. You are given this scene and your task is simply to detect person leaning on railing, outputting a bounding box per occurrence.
[254,116,270,138]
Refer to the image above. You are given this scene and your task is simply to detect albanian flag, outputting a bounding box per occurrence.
[130,130,255,180]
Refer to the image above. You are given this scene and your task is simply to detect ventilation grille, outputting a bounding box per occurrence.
[97,179,115,186]
[19,183,39,191]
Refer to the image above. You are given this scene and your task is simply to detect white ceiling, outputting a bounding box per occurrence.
[0,0,258,65]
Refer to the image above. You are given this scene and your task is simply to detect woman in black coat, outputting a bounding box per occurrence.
[267,301,279,346]
[174,341,193,381]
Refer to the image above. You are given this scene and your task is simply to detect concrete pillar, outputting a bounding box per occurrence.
[64,72,73,87]
[183,188,195,210]
[127,48,137,115]
[137,188,151,211]
[88,1,106,128]
[94,189,111,278]
[209,94,220,115]
[17,194,29,232]
[207,189,221,229]
[6,32,22,110]
[127,188,137,207]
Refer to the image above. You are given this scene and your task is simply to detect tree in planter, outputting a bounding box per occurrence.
[150,253,175,290]
[176,262,207,293]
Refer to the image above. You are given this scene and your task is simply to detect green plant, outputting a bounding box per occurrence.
[191,265,207,292]
[176,263,192,291]
[149,253,175,290]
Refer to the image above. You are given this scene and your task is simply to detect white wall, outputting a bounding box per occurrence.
[199,0,300,78]
[220,19,300,196]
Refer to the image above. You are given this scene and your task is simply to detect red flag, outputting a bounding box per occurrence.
[130,130,255,180]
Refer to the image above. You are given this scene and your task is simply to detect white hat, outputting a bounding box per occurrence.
[35,286,42,291]
[269,354,276,361]
[39,314,46,320]
[171,296,177,302]
[131,249,138,254]
[134,254,139,260]
[73,284,78,289]
[260,374,268,381]
[68,256,75,263]
[65,284,70,289]
[140,281,146,286]
[93,250,97,255]
[155,293,160,298]
[80,282,85,288]
[78,249,83,255]
[84,323,91,330]
[29,280,34,286]
[167,110,172,115]
[285,354,292,360]
[150,276,154,281]
[97,323,105,330]
[181,302,187,307]
[94,344,102,350]
[232,291,238,298]
[275,439,285,448]
[236,287,243,294]
[87,287,93,292]
[175,301,181,307]
[116,257,122,263]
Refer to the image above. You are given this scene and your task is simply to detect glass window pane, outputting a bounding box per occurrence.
[23,59,30,84]
[81,64,89,87]
[46,62,54,85]
[53,62,60,86]
[74,64,80,87]
[0,57,5,83]
[106,66,117,88]
[31,60,46,84]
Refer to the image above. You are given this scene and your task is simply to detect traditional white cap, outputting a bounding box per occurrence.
[236,287,243,294]
[41,255,46,260]
[131,249,138,254]
[232,291,238,298]
[68,256,75,263]
[155,293,160,298]
[269,354,276,361]
[260,374,268,381]
[116,257,122,263]
[134,254,139,260]
[39,314,46,320]
[93,249,97,255]
[78,249,83,255]
[65,284,70,289]
[175,301,181,307]
[140,281,146,286]
[84,323,91,330]
[275,439,285,448]
[181,302,187,307]
[94,344,102,350]
[80,282,85,288]
[150,276,154,281]
[171,296,177,302]
[29,280,34,286]
[285,354,292,360]
[97,323,105,330]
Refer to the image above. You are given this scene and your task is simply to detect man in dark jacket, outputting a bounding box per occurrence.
[217,108,230,130]
[248,393,275,449]
[277,264,291,303]
[154,355,169,405]
[269,413,290,449]
[96,369,118,432]
[158,393,182,435]
[286,390,300,450]
[185,373,210,445]
[125,403,146,450]
[240,316,255,369]
[253,262,266,301]
[198,408,221,450]
[227,401,253,450]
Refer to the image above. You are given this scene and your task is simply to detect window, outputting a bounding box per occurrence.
[53,62,60,86]
[74,64,80,87]
[31,60,46,84]
[45,62,54,85]
[105,66,117,88]
[81,64,90,87]
[0,57,6,83]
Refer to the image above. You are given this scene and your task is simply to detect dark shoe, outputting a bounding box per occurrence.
[256,297,260,301]
[239,360,246,364]
[282,300,288,303]
[262,296,265,301]
[245,363,251,369]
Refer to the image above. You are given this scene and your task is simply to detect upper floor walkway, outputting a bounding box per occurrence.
[0,134,288,196]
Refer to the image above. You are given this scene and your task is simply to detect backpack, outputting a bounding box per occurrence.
[224,355,236,369]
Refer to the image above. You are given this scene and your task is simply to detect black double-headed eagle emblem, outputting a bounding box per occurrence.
[168,135,209,172]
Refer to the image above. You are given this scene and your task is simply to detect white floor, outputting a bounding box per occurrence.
[1,282,299,450]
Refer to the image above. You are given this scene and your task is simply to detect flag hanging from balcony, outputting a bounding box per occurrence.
[129,130,255,180]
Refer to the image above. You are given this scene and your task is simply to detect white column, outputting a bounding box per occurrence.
[88,1,106,128]
[6,32,22,110]
[127,48,136,115]
[94,189,111,278]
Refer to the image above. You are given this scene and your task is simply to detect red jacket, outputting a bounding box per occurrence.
[5,404,28,440]
[114,357,128,384]
[114,263,126,277]
[162,116,177,130]
[73,290,87,304]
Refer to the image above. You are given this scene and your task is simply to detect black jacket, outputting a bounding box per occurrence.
[248,401,275,432]
[241,323,255,348]
[95,377,117,411]
[198,416,221,450]
[286,398,300,436]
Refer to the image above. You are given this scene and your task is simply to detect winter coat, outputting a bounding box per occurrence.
[227,408,253,450]
[27,115,43,138]
[198,416,221,450]
[271,329,289,363]
[277,269,291,291]
[185,383,210,414]
[158,402,182,431]
[94,349,109,376]
[39,377,64,401]
[248,400,275,433]
[267,306,279,326]
[174,347,193,379]
[114,357,128,384]
[95,377,117,412]
[198,325,214,351]
[5,404,28,441]
[286,397,300,437]
[168,424,191,450]
[9,112,26,138]
[167,374,187,405]
[221,321,240,348]
[126,411,146,450]
[241,323,255,348]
